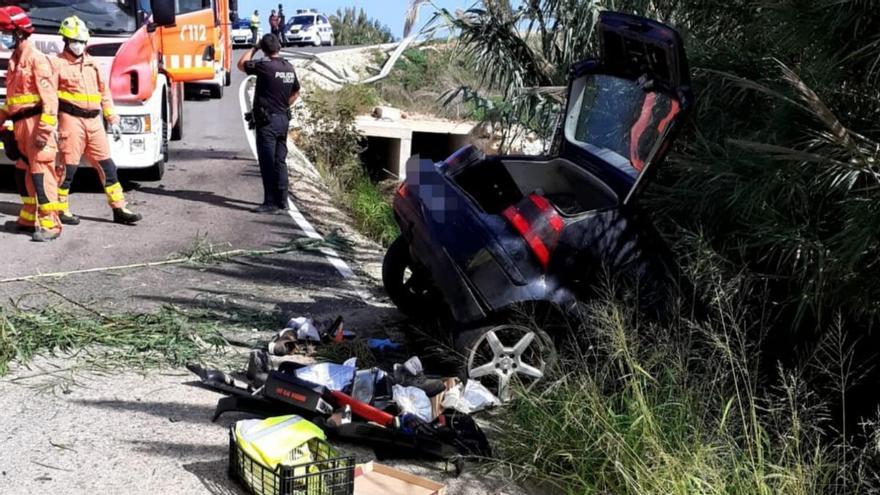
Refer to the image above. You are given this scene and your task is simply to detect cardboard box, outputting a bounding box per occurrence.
[354,462,445,495]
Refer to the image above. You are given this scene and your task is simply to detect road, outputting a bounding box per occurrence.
[0,51,350,301]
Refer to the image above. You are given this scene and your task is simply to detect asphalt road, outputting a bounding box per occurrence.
[0,56,333,283]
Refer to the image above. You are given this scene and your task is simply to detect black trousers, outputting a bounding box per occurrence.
[255,113,290,209]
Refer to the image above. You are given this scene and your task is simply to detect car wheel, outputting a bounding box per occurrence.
[383,236,437,318]
[313,34,321,47]
[224,70,232,87]
[456,324,556,402]
[210,83,223,99]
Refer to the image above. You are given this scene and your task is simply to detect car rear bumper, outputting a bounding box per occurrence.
[394,157,581,324]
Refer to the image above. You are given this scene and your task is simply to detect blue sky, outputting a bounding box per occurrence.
[237,1,471,38]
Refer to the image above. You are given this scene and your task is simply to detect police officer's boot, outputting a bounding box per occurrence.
[113,207,142,225]
[60,212,80,225]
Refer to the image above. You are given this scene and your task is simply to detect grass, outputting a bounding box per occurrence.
[0,303,280,377]
[491,278,880,494]
[299,85,400,247]
[349,177,399,247]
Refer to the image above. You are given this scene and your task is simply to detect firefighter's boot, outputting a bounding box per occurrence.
[60,212,80,225]
[32,229,61,242]
[113,207,142,225]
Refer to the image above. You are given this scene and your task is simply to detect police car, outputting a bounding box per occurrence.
[231,18,259,47]
[284,9,334,47]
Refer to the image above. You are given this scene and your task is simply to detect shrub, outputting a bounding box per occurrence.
[300,86,399,246]
[330,8,394,46]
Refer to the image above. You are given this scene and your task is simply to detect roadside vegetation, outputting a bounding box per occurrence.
[298,85,399,246]
[329,7,394,46]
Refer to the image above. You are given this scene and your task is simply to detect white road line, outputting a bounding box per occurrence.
[238,75,367,296]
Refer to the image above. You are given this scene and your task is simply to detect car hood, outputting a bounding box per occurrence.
[557,11,693,205]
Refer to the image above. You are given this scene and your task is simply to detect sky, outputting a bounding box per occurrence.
[236,0,471,38]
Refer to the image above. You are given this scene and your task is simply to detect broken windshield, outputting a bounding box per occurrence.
[15,0,140,35]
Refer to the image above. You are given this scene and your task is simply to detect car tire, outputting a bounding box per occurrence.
[224,70,232,87]
[455,324,557,402]
[383,236,438,318]
[313,34,321,47]
[210,83,223,99]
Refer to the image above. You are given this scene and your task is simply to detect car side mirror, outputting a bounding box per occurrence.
[150,0,176,27]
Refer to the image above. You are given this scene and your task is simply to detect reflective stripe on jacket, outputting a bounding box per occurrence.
[54,50,117,124]
[1,39,59,139]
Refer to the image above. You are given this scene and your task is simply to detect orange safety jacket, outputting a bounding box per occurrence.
[54,50,118,124]
[0,39,58,141]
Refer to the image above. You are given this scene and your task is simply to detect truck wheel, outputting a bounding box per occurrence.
[224,70,232,87]
[382,236,437,318]
[160,114,169,164]
[171,89,183,141]
[455,324,556,402]
[145,161,165,181]
[210,83,224,99]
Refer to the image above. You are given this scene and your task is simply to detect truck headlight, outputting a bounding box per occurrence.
[119,115,152,134]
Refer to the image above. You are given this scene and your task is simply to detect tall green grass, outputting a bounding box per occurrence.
[494,281,879,494]
[299,85,400,247]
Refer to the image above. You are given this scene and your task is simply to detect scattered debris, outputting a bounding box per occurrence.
[392,384,433,422]
[441,379,501,415]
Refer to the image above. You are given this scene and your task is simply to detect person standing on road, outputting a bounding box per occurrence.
[277,5,286,42]
[269,9,279,40]
[249,10,260,46]
[237,34,300,213]
[54,16,142,226]
[0,6,63,242]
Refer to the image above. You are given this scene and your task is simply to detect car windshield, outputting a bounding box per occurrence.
[290,15,314,25]
[16,0,140,35]
[233,19,250,29]
[564,74,679,178]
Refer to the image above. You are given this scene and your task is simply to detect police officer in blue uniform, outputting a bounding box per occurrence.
[237,34,300,213]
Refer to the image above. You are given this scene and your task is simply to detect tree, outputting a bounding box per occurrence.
[330,7,394,46]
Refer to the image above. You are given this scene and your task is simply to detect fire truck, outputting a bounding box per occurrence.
[0,0,235,181]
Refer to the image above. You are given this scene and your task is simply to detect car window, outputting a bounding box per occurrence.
[176,0,210,15]
[319,16,328,24]
[564,74,679,177]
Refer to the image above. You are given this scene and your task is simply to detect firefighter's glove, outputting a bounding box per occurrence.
[110,123,122,142]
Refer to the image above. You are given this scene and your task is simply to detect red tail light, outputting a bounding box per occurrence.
[502,193,564,270]
[397,183,408,198]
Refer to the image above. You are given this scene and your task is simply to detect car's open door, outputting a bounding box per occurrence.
[558,11,693,205]
[156,0,219,82]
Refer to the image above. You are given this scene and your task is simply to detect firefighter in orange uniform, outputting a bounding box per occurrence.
[55,16,141,226]
[0,6,62,241]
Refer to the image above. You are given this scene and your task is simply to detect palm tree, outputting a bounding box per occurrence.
[444,0,880,328]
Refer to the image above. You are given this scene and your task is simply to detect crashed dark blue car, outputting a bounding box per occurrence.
[383,12,693,399]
